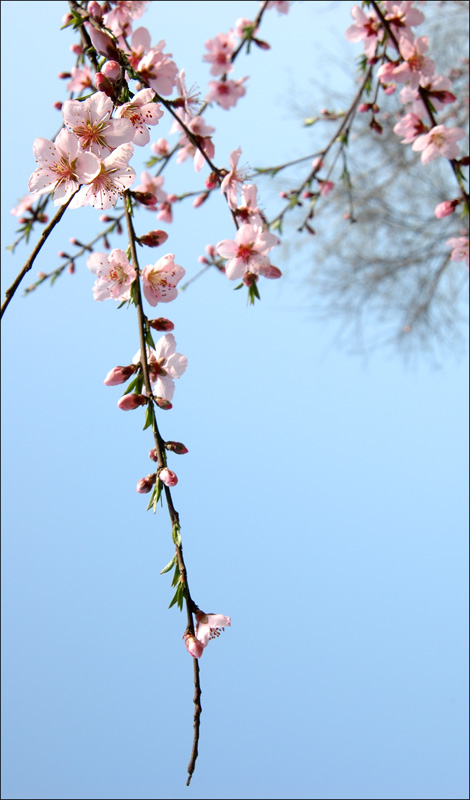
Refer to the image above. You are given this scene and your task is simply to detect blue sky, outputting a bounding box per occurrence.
[1,2,469,798]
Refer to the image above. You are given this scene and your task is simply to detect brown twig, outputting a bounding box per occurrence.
[1,192,77,319]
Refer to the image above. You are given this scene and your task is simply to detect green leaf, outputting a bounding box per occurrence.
[146,483,158,512]
[233,282,244,291]
[143,404,153,431]
[170,562,180,587]
[129,279,139,306]
[160,555,176,575]
[303,117,319,127]
[144,328,155,349]
[172,522,181,547]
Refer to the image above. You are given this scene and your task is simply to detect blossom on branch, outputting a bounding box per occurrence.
[411,125,466,164]
[115,88,164,146]
[28,129,101,206]
[206,77,247,110]
[133,335,187,402]
[71,143,136,209]
[141,253,185,306]
[216,223,280,280]
[62,92,134,157]
[446,237,469,267]
[87,248,137,301]
[203,31,237,76]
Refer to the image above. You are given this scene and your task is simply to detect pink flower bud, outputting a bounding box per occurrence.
[155,397,173,410]
[136,473,156,493]
[149,448,159,462]
[184,632,205,659]
[85,23,119,59]
[68,263,75,275]
[319,180,334,197]
[148,317,174,332]
[94,72,115,98]
[62,13,73,25]
[253,37,270,50]
[139,230,169,247]
[156,202,173,223]
[99,214,113,223]
[58,71,72,79]
[434,200,458,219]
[38,214,48,223]
[205,243,215,258]
[101,60,121,81]
[87,1,104,22]
[358,103,370,113]
[166,194,178,204]
[198,256,209,264]
[165,441,188,455]
[159,468,178,487]
[242,271,258,286]
[117,393,147,411]
[261,265,282,280]
[205,172,218,190]
[104,364,137,386]
[193,192,209,208]
[53,101,63,111]
[133,191,158,207]
[70,44,83,55]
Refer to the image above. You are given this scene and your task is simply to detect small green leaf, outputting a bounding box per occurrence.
[303,117,319,127]
[160,555,176,575]
[129,279,139,306]
[144,328,155,349]
[233,282,244,291]
[143,404,153,431]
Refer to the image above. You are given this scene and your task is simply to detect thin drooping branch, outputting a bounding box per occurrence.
[123,193,202,786]
[1,192,77,319]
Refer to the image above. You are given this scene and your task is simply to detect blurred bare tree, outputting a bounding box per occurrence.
[283,0,469,360]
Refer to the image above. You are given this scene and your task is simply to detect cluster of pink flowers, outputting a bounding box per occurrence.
[345,1,468,266]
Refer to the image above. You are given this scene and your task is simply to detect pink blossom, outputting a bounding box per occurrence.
[104,364,138,386]
[265,1,290,13]
[195,612,231,647]
[102,1,149,37]
[345,5,381,60]
[203,31,237,77]
[184,633,205,659]
[159,468,178,487]
[10,194,35,217]
[383,1,425,41]
[220,147,246,208]
[393,112,428,143]
[319,180,335,197]
[137,42,178,95]
[124,26,152,69]
[62,92,134,157]
[174,69,200,117]
[133,335,187,402]
[400,74,457,118]
[446,236,469,267]
[87,248,137,301]
[117,393,147,411]
[173,115,215,173]
[115,88,163,146]
[141,253,185,306]
[28,129,101,206]
[156,201,173,224]
[411,125,466,164]
[71,143,136,210]
[66,66,93,94]
[135,170,167,202]
[151,138,170,157]
[234,184,264,226]
[216,223,280,280]
[234,18,258,39]
[136,473,156,493]
[387,36,435,90]
[434,200,457,219]
[206,77,248,109]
